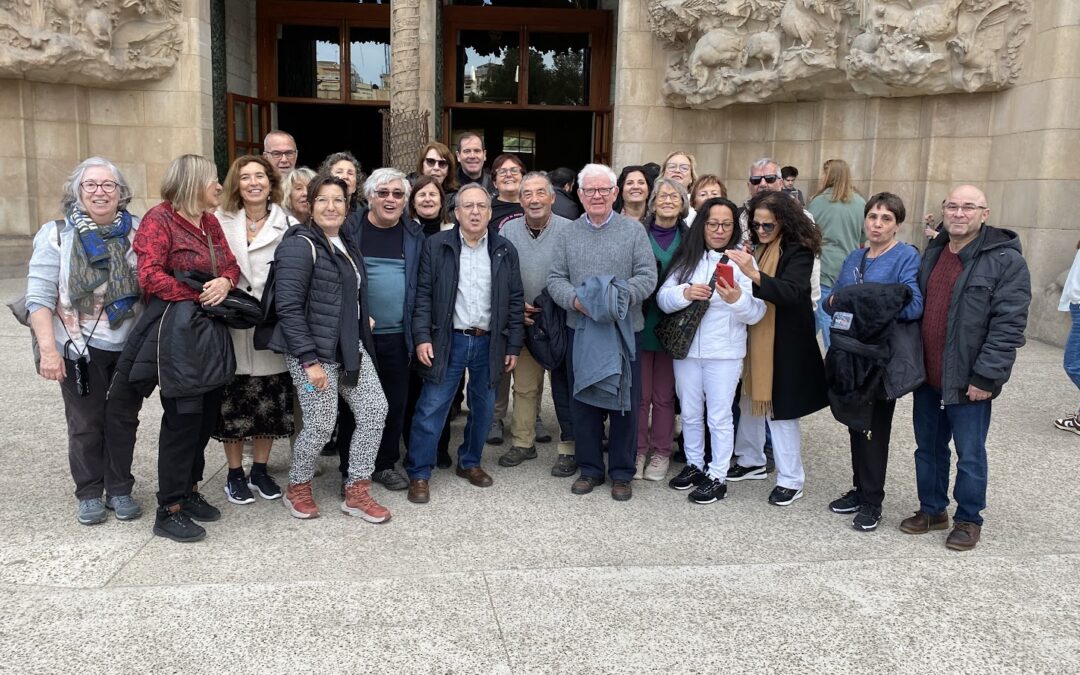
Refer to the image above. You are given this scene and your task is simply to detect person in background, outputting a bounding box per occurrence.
[1055,240,1080,435]
[281,167,316,224]
[263,130,298,175]
[690,174,727,211]
[613,165,653,222]
[320,151,364,215]
[488,153,527,232]
[410,175,453,236]
[455,132,493,193]
[662,150,699,223]
[415,141,459,205]
[781,165,804,206]
[548,167,583,221]
[26,157,145,526]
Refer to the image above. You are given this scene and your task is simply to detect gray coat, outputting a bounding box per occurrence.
[571,275,635,412]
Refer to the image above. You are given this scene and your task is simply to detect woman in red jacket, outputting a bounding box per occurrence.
[133,154,241,543]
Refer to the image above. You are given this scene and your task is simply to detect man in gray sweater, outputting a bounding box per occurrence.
[498,172,574,475]
[547,163,657,501]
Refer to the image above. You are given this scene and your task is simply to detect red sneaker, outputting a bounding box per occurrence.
[342,479,391,524]
[283,481,319,519]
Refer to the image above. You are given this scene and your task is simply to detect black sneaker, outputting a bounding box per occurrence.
[829,489,860,514]
[181,491,221,522]
[551,454,578,477]
[727,464,767,482]
[153,506,206,543]
[248,472,283,500]
[669,464,707,490]
[372,469,409,491]
[689,477,727,504]
[768,485,803,506]
[852,503,881,531]
[224,475,255,505]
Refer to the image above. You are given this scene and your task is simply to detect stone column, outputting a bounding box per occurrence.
[389,0,437,168]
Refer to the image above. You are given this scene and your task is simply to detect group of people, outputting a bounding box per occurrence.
[26,130,1039,553]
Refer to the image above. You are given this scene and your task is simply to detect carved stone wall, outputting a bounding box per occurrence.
[0,0,183,86]
[648,0,1033,109]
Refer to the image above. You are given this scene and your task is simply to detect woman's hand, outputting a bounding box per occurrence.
[682,283,713,301]
[39,348,66,381]
[715,277,742,304]
[727,249,760,284]
[199,277,232,306]
[305,362,328,391]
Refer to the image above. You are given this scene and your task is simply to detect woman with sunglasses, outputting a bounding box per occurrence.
[489,153,526,231]
[658,197,765,503]
[726,192,828,506]
[415,141,459,204]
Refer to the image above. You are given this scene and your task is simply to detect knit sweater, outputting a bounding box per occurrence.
[500,213,570,303]
[808,188,866,287]
[547,211,658,331]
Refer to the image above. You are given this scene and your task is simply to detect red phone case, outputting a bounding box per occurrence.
[715,261,734,287]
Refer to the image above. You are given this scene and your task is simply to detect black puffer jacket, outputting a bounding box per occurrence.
[412,226,524,387]
[918,225,1030,405]
[266,224,376,385]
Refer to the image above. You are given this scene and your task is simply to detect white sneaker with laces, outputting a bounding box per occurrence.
[633,454,646,480]
[643,454,670,481]
[1054,413,1080,436]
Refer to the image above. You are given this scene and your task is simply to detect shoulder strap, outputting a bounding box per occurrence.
[53,219,63,247]
[297,234,317,263]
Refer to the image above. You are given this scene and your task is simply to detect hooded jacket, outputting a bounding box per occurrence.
[918,225,1030,405]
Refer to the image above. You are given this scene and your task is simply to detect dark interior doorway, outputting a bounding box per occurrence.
[277,103,384,176]
[449,109,593,174]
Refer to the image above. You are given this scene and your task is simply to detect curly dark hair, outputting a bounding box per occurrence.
[747,191,821,256]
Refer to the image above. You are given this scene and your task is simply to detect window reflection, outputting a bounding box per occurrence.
[528,32,589,106]
[458,30,520,104]
[277,24,341,100]
[349,27,391,101]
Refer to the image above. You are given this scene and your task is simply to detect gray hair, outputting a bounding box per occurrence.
[263,130,296,151]
[281,167,316,213]
[519,171,554,195]
[61,156,132,213]
[647,177,690,220]
[577,163,617,189]
[363,167,410,202]
[456,182,492,208]
[750,157,780,174]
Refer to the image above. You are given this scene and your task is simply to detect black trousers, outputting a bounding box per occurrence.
[849,398,897,508]
[157,387,224,507]
[370,332,411,472]
[59,346,143,500]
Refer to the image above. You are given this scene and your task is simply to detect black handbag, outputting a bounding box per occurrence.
[653,255,724,360]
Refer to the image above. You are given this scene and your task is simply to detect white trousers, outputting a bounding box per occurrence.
[733,395,805,490]
[673,357,742,481]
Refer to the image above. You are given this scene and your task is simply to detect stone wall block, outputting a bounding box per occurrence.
[772,102,817,142]
[0,80,24,118]
[692,143,725,181]
[615,68,663,107]
[618,31,656,70]
[725,142,773,183]
[777,141,815,181]
[31,122,80,161]
[1036,0,1080,32]
[1032,26,1080,80]
[31,84,82,123]
[925,137,992,183]
[0,120,26,159]
[88,91,146,127]
[929,94,993,138]
[819,100,867,141]
[33,159,74,201]
[870,138,923,182]
[0,198,32,236]
[728,105,771,142]
[865,98,923,140]
[143,91,200,127]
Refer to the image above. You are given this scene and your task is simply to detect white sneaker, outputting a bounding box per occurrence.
[633,454,646,480]
[1054,413,1080,436]
[643,454,670,481]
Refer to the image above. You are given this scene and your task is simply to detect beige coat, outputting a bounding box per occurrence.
[216,204,296,376]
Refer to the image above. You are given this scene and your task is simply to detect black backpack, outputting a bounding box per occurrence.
[524,288,567,371]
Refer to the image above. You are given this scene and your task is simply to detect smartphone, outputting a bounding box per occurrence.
[715,261,735,288]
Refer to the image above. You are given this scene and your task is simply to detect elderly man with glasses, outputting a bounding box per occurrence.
[262,131,298,175]
[902,184,1030,551]
[547,164,657,501]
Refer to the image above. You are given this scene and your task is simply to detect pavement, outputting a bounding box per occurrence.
[0,274,1078,674]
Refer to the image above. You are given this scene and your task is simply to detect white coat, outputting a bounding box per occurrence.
[656,249,766,360]
[216,204,296,376]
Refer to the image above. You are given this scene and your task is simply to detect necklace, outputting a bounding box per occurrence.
[246,207,268,232]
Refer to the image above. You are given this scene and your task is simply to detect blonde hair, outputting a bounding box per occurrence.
[281,167,316,214]
[813,158,858,203]
[161,154,218,217]
[663,150,698,185]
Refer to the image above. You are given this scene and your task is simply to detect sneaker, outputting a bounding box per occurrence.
[371,469,409,491]
[669,464,708,490]
[852,503,881,531]
[829,489,861,514]
[551,454,578,477]
[487,418,504,445]
[534,417,552,443]
[342,479,391,523]
[689,477,727,504]
[181,491,221,522]
[643,454,670,481]
[768,485,803,506]
[224,475,255,505]
[152,505,206,543]
[77,498,107,526]
[1054,413,1080,436]
[498,445,538,467]
[727,464,767,482]
[633,454,646,480]
[283,481,319,519]
[105,494,142,520]
[247,472,283,500]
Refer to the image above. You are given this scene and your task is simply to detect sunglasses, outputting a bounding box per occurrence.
[750,221,776,233]
[424,157,449,169]
[748,174,780,186]
[375,189,406,200]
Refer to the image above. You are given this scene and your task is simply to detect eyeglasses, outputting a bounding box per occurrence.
[495,167,522,177]
[705,220,734,232]
[458,202,490,212]
[313,196,347,206]
[580,186,615,197]
[943,203,987,215]
[748,175,780,186]
[750,221,776,233]
[265,150,296,159]
[655,192,682,203]
[424,157,449,169]
[666,162,691,172]
[374,189,406,200]
[80,180,118,194]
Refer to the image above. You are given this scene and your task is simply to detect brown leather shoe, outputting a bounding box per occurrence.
[407,479,430,504]
[571,475,603,495]
[455,466,493,487]
[899,510,949,534]
[611,480,632,502]
[946,521,982,551]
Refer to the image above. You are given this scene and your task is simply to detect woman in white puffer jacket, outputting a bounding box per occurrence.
[656,197,766,505]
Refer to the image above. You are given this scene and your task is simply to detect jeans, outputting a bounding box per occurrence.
[912,384,992,526]
[406,333,495,480]
[1065,304,1080,406]
[815,283,833,351]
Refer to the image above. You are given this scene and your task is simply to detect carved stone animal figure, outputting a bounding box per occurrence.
[742,31,781,71]
[779,0,840,51]
[84,8,112,47]
[850,29,880,54]
[50,0,83,35]
[688,28,743,84]
[910,0,965,42]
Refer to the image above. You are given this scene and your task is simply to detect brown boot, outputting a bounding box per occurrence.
[946,521,982,551]
[342,479,391,524]
[898,510,949,534]
[407,479,430,504]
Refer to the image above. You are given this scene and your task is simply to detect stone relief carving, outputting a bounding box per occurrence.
[0,0,183,85]
[649,0,1033,108]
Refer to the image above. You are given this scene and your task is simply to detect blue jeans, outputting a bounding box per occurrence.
[406,333,495,480]
[1064,304,1080,402]
[912,384,991,526]
[816,283,832,351]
